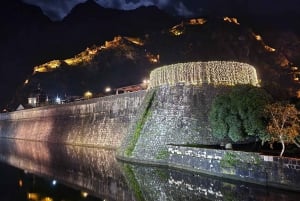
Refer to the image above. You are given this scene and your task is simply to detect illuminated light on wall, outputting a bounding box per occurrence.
[251,32,276,53]
[84,91,93,99]
[264,45,276,52]
[293,72,300,81]
[41,197,53,201]
[254,34,262,41]
[223,17,240,25]
[34,66,47,73]
[105,87,111,93]
[19,179,23,187]
[169,23,184,36]
[24,79,29,85]
[28,97,37,107]
[291,66,298,71]
[105,36,123,48]
[148,61,259,89]
[27,193,39,201]
[189,18,207,25]
[55,96,61,104]
[81,191,88,198]
[33,60,61,73]
[52,180,57,186]
[147,53,160,63]
[124,37,144,46]
[32,45,102,74]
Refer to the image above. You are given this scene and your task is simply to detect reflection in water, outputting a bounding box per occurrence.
[123,163,300,201]
[0,139,136,201]
[0,139,299,201]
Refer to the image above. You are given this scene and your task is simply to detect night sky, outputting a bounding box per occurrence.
[22,0,300,21]
[0,0,300,110]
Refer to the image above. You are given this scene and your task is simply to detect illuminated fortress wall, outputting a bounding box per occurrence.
[119,61,259,161]
[149,61,259,88]
[0,91,146,148]
[1,61,259,159]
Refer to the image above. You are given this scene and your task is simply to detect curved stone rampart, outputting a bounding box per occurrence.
[149,61,259,88]
[120,61,260,162]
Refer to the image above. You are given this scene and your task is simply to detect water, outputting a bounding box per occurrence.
[0,139,299,201]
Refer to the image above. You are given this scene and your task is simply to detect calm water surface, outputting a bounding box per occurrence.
[0,139,299,201]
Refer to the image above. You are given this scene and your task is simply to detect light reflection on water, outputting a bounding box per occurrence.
[0,139,299,201]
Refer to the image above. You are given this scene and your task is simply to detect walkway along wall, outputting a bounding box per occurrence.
[0,90,146,148]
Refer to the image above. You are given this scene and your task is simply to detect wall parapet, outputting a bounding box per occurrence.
[148,61,259,88]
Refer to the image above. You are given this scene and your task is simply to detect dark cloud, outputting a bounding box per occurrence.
[22,0,87,21]
[94,0,170,10]
[21,0,300,21]
[174,2,194,17]
[21,0,182,21]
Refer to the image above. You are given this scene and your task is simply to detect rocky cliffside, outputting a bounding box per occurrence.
[12,16,300,110]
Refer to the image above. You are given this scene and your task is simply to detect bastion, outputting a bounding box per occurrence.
[117,61,259,161]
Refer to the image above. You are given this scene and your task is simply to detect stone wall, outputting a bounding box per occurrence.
[0,90,146,148]
[118,61,260,162]
[167,145,300,192]
[118,84,230,161]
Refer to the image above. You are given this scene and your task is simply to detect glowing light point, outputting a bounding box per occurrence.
[19,179,23,187]
[84,91,93,99]
[52,180,57,186]
[105,87,111,93]
[81,191,88,198]
[55,97,61,104]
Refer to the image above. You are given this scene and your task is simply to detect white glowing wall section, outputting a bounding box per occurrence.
[148,61,259,88]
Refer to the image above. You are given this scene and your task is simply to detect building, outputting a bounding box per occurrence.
[28,86,47,107]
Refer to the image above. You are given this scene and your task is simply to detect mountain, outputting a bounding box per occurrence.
[0,0,178,110]
[11,16,300,108]
[1,1,300,110]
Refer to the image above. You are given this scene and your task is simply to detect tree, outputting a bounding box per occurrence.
[209,85,272,142]
[264,103,300,156]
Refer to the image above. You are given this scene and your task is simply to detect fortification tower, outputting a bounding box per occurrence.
[119,61,259,161]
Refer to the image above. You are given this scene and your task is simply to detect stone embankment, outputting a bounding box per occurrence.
[167,145,300,192]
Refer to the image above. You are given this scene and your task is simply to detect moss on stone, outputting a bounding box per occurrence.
[125,90,156,156]
[220,151,262,168]
[156,149,169,160]
[220,152,238,168]
[122,164,145,201]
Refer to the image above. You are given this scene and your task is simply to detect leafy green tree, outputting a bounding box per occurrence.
[264,103,300,156]
[209,85,272,142]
